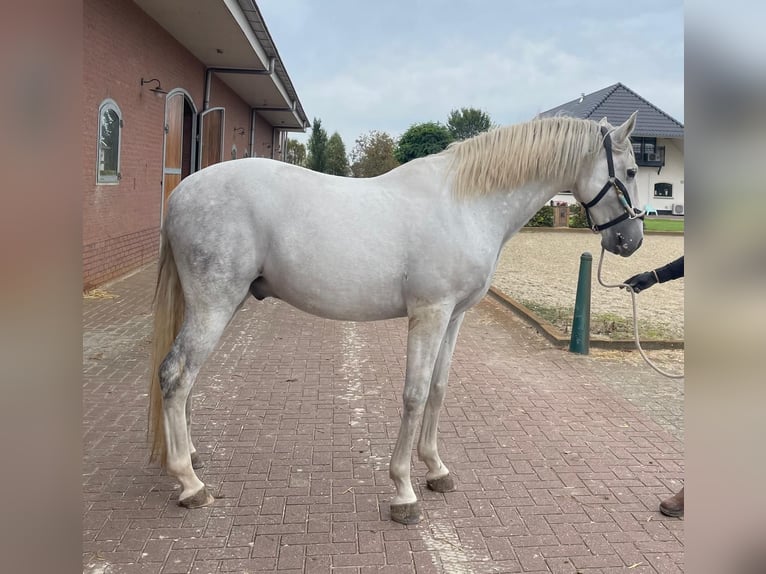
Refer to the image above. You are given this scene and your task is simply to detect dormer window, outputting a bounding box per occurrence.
[631,137,665,167]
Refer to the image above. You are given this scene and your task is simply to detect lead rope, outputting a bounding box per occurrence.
[596,248,684,379]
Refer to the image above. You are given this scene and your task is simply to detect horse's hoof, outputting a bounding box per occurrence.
[390,502,421,525]
[178,486,214,508]
[190,452,204,470]
[427,473,455,493]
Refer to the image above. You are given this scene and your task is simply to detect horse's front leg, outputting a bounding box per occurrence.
[389,304,453,524]
[418,311,465,493]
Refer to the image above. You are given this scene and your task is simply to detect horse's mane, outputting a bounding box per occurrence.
[445,116,606,200]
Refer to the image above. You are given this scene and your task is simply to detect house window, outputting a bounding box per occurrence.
[97,99,122,183]
[654,182,673,198]
[631,136,665,167]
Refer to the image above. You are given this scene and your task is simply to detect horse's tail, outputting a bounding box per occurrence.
[148,229,185,467]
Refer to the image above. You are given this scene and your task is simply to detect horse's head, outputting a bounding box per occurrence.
[574,111,644,257]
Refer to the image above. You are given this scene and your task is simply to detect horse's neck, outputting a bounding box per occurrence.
[472,181,566,246]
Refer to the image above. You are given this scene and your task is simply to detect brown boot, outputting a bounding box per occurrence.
[659,487,684,517]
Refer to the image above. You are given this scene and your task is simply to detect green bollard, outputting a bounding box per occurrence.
[569,252,592,355]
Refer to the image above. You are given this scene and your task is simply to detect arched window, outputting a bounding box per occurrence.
[97,99,122,183]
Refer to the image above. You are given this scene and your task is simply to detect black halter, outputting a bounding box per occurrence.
[581,126,643,232]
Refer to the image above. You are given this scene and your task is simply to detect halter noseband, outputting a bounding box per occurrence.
[581,126,644,232]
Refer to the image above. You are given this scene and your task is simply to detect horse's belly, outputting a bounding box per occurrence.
[268,276,408,322]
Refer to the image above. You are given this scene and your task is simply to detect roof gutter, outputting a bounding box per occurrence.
[219,0,306,129]
[203,60,275,111]
[252,98,306,129]
[223,0,271,68]
[203,63,305,128]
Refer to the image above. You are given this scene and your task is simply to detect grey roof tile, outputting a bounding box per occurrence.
[537,83,683,138]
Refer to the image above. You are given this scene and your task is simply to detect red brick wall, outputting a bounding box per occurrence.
[254,113,276,158]
[209,75,254,160]
[82,0,258,289]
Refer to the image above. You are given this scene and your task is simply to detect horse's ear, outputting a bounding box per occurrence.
[611,111,638,143]
[598,116,609,127]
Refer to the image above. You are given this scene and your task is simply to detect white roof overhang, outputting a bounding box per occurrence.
[132,0,308,130]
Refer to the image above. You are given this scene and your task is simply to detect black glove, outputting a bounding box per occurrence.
[622,271,657,293]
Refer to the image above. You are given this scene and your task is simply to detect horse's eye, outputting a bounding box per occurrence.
[626,169,637,179]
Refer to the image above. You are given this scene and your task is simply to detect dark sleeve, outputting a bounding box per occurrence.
[655,256,684,283]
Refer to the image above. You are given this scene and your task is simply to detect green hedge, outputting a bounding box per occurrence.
[525,204,592,228]
[526,205,554,227]
[568,204,589,228]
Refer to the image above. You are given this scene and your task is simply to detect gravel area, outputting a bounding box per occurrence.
[493,229,685,339]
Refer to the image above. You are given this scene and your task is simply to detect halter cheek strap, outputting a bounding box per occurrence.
[582,127,642,232]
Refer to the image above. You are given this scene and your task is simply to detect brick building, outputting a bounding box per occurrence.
[83,0,308,289]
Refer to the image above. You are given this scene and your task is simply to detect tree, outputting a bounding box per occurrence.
[306,117,328,172]
[325,132,350,176]
[447,107,493,140]
[285,138,306,166]
[394,122,453,164]
[349,130,400,178]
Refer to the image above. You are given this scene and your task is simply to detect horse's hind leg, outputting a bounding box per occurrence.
[160,308,235,507]
[389,304,453,524]
[417,311,465,493]
[186,395,203,469]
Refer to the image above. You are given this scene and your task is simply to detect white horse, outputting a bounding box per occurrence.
[149,113,643,524]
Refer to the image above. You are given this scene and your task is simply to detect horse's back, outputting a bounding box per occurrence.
[164,159,414,319]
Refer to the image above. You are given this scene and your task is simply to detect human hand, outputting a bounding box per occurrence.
[622,271,657,293]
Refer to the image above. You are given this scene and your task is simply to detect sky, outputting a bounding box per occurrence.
[257,0,684,149]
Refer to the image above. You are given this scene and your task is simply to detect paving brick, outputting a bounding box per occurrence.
[161,549,196,574]
[304,555,332,573]
[218,557,276,572]
[363,565,417,574]
[251,533,279,557]
[189,560,222,573]
[83,264,684,573]
[277,543,305,570]
[385,540,413,565]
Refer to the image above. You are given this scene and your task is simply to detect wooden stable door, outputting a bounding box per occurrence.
[162,93,185,218]
[199,107,224,170]
[162,97,223,220]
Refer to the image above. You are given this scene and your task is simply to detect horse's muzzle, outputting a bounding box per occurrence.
[612,233,643,257]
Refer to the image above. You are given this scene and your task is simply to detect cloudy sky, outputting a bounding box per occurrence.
[257,0,684,148]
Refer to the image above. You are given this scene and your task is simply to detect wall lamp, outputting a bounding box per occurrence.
[140,77,167,95]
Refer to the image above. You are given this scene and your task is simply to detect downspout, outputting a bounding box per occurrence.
[272,126,276,159]
[250,109,256,157]
[204,68,212,111]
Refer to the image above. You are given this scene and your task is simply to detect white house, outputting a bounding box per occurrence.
[537,83,685,216]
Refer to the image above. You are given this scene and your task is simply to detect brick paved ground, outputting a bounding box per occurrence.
[83,264,684,574]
